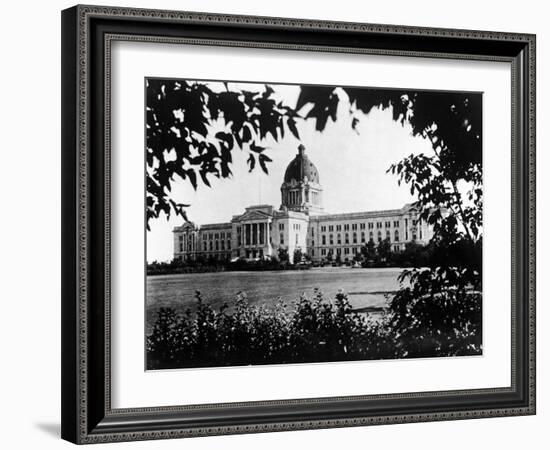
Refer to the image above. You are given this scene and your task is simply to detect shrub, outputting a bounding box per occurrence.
[147,288,481,370]
[387,268,482,357]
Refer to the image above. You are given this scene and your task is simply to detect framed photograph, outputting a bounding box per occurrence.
[61,4,536,444]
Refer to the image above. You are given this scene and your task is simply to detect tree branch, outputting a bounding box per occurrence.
[425,131,473,241]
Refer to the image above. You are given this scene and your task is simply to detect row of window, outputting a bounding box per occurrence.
[278,223,303,231]
[317,245,401,257]
[197,231,232,241]
[184,219,420,242]
[320,230,402,245]
[319,220,405,233]
[181,230,422,252]
[179,239,232,252]
[206,240,231,252]
[179,252,232,261]
[319,247,362,256]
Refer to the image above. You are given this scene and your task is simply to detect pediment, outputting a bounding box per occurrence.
[180,221,196,230]
[235,210,271,222]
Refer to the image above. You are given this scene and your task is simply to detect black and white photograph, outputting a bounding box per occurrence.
[145,78,483,370]
[0,0,542,446]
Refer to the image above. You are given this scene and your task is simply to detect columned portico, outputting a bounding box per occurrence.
[231,206,275,260]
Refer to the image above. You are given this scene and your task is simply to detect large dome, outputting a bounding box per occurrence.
[283,145,319,184]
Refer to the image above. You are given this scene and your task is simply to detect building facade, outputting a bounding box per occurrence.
[173,145,435,263]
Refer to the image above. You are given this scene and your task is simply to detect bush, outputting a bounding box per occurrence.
[146,288,481,370]
[387,267,482,357]
[147,257,229,275]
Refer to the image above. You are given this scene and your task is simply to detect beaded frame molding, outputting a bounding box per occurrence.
[61,4,536,444]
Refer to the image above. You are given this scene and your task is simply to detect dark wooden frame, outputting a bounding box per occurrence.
[61,4,536,444]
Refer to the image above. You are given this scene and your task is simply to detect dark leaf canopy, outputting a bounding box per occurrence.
[146,79,297,227]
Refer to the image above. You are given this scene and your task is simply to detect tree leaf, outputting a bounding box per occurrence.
[247,154,256,172]
[249,142,265,153]
[259,153,272,174]
[287,118,300,139]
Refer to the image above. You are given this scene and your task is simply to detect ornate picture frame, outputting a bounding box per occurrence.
[61,5,536,444]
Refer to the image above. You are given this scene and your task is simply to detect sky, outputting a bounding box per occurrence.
[147,81,434,262]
